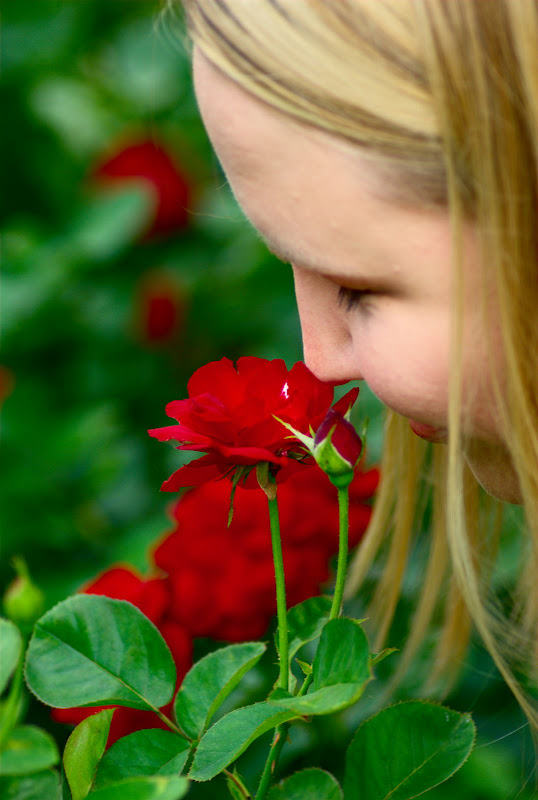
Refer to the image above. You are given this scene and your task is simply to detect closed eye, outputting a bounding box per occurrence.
[337,285,374,311]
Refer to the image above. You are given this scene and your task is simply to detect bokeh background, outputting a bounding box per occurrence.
[1,1,535,797]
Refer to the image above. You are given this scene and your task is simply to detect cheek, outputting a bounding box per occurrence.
[351,308,452,423]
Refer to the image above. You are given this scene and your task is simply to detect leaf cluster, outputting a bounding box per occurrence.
[0,595,477,799]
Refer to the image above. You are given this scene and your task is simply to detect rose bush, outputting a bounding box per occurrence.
[51,567,193,745]
[51,459,378,740]
[153,463,379,642]
[148,357,359,490]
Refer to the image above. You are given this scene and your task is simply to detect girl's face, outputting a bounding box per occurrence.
[193,50,520,503]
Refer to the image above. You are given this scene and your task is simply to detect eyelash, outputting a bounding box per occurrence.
[337,286,373,311]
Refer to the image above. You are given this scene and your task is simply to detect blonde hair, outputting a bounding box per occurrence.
[177,0,538,727]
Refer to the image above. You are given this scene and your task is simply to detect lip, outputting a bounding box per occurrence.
[408,420,448,443]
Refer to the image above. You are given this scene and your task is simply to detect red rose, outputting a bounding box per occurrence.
[93,137,192,238]
[51,566,193,746]
[152,464,379,642]
[134,271,186,346]
[0,365,14,406]
[148,357,359,490]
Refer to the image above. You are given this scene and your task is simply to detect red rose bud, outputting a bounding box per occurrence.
[93,137,192,239]
[312,409,363,487]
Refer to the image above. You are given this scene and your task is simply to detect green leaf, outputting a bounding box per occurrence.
[0,769,61,800]
[268,768,343,799]
[94,730,190,788]
[0,619,22,694]
[312,619,371,689]
[63,709,114,800]
[85,776,188,800]
[67,187,153,261]
[174,641,266,740]
[270,618,371,715]
[25,595,176,711]
[189,702,297,782]
[344,701,476,800]
[0,725,59,776]
[283,596,332,659]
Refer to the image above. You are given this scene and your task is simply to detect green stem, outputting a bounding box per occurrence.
[155,708,189,739]
[330,486,349,619]
[255,724,289,800]
[267,492,289,691]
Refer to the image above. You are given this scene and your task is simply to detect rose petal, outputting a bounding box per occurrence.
[160,455,222,490]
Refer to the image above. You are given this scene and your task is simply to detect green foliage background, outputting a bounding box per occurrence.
[1,1,535,796]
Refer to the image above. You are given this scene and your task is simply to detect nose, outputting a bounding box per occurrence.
[292,265,364,383]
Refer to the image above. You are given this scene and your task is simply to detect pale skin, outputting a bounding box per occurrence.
[193,50,522,504]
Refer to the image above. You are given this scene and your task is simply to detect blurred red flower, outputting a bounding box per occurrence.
[51,566,193,746]
[148,357,359,490]
[0,365,14,406]
[152,463,379,642]
[93,137,192,238]
[134,270,187,346]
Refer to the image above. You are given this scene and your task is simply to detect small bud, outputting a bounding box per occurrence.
[3,557,45,633]
[312,409,362,488]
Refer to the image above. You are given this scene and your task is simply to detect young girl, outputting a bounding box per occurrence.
[174,0,538,731]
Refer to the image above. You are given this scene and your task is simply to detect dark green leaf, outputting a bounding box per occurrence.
[189,702,297,782]
[174,641,266,740]
[268,768,343,799]
[344,701,476,800]
[0,619,22,694]
[0,725,59,776]
[94,730,190,787]
[270,618,371,715]
[63,709,114,800]
[0,770,61,800]
[283,596,332,659]
[85,776,188,800]
[25,595,176,710]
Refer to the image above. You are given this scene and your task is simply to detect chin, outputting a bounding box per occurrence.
[464,440,522,504]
